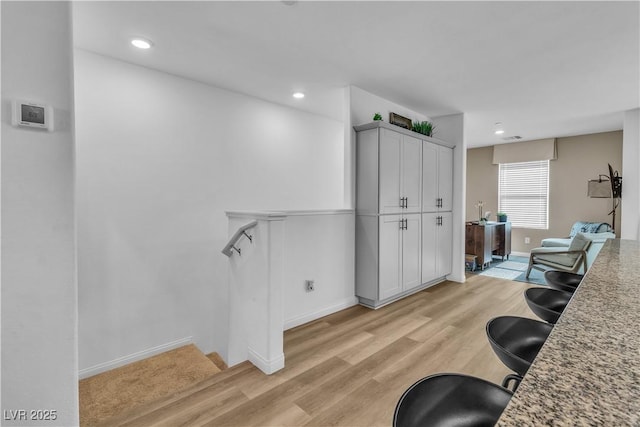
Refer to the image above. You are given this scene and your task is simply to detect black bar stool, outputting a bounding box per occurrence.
[524,287,572,324]
[486,316,553,391]
[544,270,583,293]
[393,373,513,427]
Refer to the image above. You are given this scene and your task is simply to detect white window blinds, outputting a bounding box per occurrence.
[499,160,549,229]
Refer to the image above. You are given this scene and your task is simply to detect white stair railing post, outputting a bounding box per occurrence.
[226,212,285,374]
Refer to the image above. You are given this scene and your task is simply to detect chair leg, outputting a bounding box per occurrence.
[526,255,534,278]
[502,374,523,392]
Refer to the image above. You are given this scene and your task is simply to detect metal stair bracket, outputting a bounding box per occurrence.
[222,220,258,257]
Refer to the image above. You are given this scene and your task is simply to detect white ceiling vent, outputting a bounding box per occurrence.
[502,136,523,141]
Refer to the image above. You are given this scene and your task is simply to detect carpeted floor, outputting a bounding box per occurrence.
[468,255,547,286]
[79,344,221,426]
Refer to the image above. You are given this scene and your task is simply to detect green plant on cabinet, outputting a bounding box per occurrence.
[412,120,435,137]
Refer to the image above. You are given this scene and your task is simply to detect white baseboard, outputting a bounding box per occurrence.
[248,347,285,375]
[446,271,465,283]
[283,297,359,330]
[78,336,193,379]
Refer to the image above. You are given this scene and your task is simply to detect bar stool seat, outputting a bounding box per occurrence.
[486,316,553,390]
[524,287,572,324]
[393,373,513,427]
[544,270,583,293]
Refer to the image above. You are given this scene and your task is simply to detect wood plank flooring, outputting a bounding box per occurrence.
[100,274,536,427]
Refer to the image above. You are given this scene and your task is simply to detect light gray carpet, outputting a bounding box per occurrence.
[470,256,546,286]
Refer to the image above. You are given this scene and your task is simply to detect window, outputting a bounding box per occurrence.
[498,160,549,229]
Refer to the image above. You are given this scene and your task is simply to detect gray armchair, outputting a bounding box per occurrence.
[526,233,592,278]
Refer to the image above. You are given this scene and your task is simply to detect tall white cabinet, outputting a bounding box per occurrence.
[421,139,454,283]
[355,121,455,308]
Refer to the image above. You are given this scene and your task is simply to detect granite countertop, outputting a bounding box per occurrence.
[497,238,640,426]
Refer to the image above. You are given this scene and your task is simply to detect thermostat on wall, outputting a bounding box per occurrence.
[12,100,53,130]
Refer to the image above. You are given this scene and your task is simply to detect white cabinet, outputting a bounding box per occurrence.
[421,212,453,283]
[379,129,422,213]
[357,127,422,215]
[422,141,453,212]
[422,140,453,283]
[355,121,454,308]
[378,215,402,299]
[357,214,421,304]
[401,214,422,291]
[378,214,421,299]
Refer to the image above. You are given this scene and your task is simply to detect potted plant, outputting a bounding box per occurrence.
[497,212,507,222]
[373,112,383,121]
[411,120,435,137]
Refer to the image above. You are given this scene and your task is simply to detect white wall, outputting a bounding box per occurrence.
[622,108,640,240]
[1,2,78,425]
[74,50,345,372]
[348,85,430,128]
[281,211,356,329]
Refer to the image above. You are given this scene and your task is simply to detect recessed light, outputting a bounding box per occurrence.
[494,122,505,135]
[293,92,305,99]
[131,38,153,49]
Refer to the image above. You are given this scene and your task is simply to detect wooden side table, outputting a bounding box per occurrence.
[465,221,511,269]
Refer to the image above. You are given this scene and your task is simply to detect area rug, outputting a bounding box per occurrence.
[470,255,547,286]
[79,344,221,426]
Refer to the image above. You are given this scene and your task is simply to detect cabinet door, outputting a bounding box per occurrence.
[421,213,438,283]
[422,141,439,212]
[402,136,422,212]
[379,129,402,214]
[436,212,453,277]
[438,146,454,211]
[402,214,422,291]
[379,215,403,300]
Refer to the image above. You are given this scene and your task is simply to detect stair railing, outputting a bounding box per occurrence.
[221,220,258,257]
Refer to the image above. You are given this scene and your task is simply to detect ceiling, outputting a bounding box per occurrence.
[72,1,640,147]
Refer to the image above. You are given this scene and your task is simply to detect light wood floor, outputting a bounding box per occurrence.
[101,274,536,427]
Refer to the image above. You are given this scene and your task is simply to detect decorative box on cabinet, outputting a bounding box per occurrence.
[354,121,456,308]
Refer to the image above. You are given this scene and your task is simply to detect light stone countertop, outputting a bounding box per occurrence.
[497,238,640,426]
